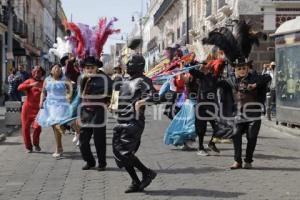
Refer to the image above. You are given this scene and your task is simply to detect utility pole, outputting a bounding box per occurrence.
[54,0,58,39]
[7,0,14,70]
[186,0,190,45]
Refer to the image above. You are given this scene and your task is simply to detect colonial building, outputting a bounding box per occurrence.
[142,0,162,71]
[0,0,67,95]
[192,0,300,70]
[141,0,300,71]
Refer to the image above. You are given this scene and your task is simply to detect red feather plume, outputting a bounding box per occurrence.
[65,22,85,58]
[95,18,120,58]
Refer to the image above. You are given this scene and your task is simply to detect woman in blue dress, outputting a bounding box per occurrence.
[164,72,197,150]
[37,64,72,158]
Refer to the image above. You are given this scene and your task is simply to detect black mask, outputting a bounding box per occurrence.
[127,66,143,76]
[126,54,145,76]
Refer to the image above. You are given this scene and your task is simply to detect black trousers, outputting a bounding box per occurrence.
[232,120,261,164]
[164,91,178,120]
[195,106,218,149]
[79,126,106,167]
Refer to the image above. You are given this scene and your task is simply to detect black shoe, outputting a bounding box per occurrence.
[207,143,220,154]
[125,183,143,193]
[34,145,41,152]
[97,166,106,171]
[140,169,157,190]
[82,163,95,170]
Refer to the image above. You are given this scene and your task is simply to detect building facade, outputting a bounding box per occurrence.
[141,0,300,71]
[0,0,67,95]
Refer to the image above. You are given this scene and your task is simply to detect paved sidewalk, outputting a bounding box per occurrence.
[0,112,300,200]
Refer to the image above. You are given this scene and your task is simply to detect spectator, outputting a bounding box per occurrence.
[17,64,30,83]
[17,64,31,101]
[8,69,21,101]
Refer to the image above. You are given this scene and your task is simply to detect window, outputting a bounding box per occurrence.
[182,21,186,36]
[177,27,180,39]
[218,0,226,9]
[171,32,175,43]
[206,0,212,17]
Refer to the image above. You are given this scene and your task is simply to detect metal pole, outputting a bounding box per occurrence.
[186,0,190,45]
[55,0,58,39]
[140,17,143,54]
[140,0,144,54]
[7,0,14,70]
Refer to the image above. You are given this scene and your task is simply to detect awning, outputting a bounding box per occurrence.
[13,38,26,56]
[23,43,41,57]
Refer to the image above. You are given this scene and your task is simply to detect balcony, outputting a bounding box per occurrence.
[272,0,300,5]
[154,0,176,25]
[0,6,9,25]
[147,37,158,51]
[13,16,28,38]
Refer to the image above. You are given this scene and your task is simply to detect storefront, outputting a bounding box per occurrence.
[272,16,300,126]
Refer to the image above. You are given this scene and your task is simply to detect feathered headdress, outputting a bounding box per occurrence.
[202,20,267,66]
[49,37,73,65]
[64,17,120,60]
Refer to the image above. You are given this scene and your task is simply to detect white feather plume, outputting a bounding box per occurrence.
[49,37,72,59]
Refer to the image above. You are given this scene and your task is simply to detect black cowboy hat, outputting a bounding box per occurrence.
[82,56,103,68]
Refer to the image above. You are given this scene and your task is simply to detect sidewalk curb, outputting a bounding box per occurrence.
[0,126,21,143]
[262,119,300,137]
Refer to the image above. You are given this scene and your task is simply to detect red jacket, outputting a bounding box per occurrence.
[18,79,44,111]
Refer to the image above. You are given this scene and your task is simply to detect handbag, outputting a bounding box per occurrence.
[109,90,120,111]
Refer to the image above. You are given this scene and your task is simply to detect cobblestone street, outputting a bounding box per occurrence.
[0,112,300,200]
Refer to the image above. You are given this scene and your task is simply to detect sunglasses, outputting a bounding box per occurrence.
[236,66,247,71]
[85,65,97,69]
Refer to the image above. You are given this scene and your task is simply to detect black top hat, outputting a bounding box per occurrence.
[60,53,69,66]
[231,57,252,67]
[82,56,103,68]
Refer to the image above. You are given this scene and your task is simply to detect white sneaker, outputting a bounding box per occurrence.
[72,134,79,144]
[185,140,196,149]
[196,149,209,156]
[76,140,80,146]
[52,152,63,158]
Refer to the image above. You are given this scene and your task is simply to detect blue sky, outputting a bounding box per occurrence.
[61,0,147,53]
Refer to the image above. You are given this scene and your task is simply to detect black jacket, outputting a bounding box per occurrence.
[217,72,271,121]
[117,74,158,123]
[80,71,113,125]
[189,68,219,103]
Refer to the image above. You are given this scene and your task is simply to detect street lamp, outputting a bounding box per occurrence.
[186,0,190,45]
[131,11,143,54]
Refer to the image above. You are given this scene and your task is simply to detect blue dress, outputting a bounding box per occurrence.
[164,99,197,146]
[60,86,81,125]
[37,76,70,127]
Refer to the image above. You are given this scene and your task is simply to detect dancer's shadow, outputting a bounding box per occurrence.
[258,135,280,140]
[156,167,223,174]
[251,167,300,171]
[220,153,299,160]
[1,141,22,145]
[61,151,115,160]
[254,153,300,160]
[145,188,245,198]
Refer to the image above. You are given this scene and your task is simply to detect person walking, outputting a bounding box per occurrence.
[18,66,45,153]
[79,56,112,171]
[113,54,158,193]
[262,62,276,120]
[202,20,271,169]
[37,64,72,158]
[8,69,22,101]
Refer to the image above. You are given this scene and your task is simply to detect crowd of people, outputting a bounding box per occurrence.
[9,18,276,193]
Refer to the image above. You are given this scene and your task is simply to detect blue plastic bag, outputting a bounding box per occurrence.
[164,99,197,146]
[159,79,171,97]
